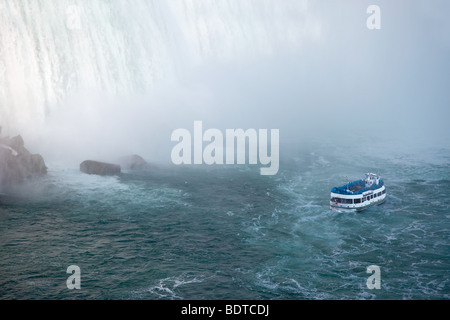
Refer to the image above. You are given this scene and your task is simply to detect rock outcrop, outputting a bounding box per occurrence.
[0,133,47,189]
[118,154,147,170]
[80,160,121,176]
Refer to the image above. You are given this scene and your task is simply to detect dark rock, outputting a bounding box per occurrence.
[25,154,47,176]
[0,134,47,189]
[118,154,147,170]
[80,160,121,176]
[9,135,24,150]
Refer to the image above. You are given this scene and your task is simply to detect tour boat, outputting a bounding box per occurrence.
[330,173,386,211]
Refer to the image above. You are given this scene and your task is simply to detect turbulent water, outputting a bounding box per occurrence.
[1,1,449,300]
[0,143,449,300]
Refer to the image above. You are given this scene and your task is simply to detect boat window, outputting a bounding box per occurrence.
[378,192,381,196]
[374,193,377,198]
[354,198,361,204]
[362,197,366,202]
[382,189,386,194]
[370,195,373,199]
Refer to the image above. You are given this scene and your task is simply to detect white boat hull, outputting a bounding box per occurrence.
[330,173,386,212]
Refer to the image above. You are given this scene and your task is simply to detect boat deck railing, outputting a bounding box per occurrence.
[331,179,384,195]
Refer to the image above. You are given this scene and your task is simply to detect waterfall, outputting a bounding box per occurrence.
[0,0,320,136]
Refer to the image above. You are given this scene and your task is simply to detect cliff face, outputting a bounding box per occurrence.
[0,134,47,192]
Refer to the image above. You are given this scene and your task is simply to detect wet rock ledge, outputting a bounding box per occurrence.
[80,160,121,176]
[79,155,148,176]
[0,133,47,188]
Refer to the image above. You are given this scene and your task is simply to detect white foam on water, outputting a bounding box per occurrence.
[132,272,209,299]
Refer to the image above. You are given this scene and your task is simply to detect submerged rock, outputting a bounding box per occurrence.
[80,160,121,176]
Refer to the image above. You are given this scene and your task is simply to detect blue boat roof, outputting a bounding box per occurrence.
[331,179,384,195]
